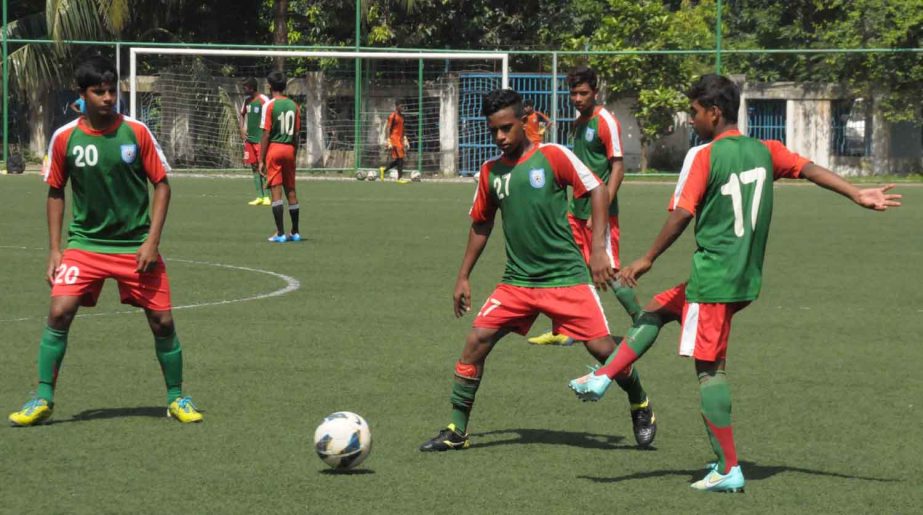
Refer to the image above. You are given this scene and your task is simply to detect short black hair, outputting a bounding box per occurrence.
[523,98,534,107]
[75,57,118,90]
[686,74,739,123]
[567,66,598,90]
[482,89,523,118]
[242,77,258,90]
[266,71,287,93]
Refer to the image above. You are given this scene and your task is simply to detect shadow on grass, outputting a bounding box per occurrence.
[319,469,375,476]
[578,459,898,484]
[469,428,638,451]
[53,406,166,424]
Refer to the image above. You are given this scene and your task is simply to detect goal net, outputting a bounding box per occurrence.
[129,48,509,176]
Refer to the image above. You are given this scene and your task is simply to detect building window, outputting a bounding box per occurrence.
[747,100,786,143]
[832,99,870,157]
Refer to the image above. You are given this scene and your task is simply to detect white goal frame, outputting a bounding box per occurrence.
[128,47,510,119]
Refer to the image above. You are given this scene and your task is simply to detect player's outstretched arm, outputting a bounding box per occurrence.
[46,187,66,286]
[620,207,693,288]
[137,179,170,273]
[801,164,902,211]
[454,220,493,318]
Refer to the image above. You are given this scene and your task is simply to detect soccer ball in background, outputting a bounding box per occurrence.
[313,411,372,470]
[389,170,399,180]
[366,170,378,181]
[355,171,366,181]
[410,171,422,182]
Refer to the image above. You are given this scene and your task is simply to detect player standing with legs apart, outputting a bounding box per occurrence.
[260,71,302,243]
[568,74,901,492]
[380,101,410,184]
[522,98,553,146]
[8,57,203,426]
[420,89,622,451]
[526,67,656,446]
[240,77,270,206]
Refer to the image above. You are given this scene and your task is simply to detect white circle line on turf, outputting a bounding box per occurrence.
[0,251,301,323]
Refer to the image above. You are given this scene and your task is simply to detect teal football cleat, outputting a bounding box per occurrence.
[568,368,613,401]
[691,465,745,493]
[287,233,302,242]
[267,233,287,243]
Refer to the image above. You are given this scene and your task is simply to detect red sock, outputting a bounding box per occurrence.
[704,417,738,473]
[595,344,638,379]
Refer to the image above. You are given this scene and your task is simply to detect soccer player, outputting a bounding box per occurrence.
[380,101,410,183]
[259,71,302,243]
[420,88,627,452]
[240,77,270,206]
[568,74,901,492]
[8,57,203,426]
[522,98,553,146]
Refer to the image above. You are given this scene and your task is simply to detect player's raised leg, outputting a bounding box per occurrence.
[420,326,508,451]
[9,296,82,426]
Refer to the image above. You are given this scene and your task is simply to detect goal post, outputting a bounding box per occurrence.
[128,47,509,175]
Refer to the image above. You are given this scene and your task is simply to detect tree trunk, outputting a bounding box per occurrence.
[273,0,288,72]
[639,138,649,172]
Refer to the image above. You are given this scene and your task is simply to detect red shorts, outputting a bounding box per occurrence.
[567,213,620,270]
[652,283,749,362]
[265,144,296,189]
[50,249,172,311]
[473,283,610,341]
[243,141,260,165]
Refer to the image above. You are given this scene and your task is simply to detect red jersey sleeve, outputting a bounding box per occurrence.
[670,144,711,214]
[469,161,498,223]
[260,101,274,131]
[542,144,601,198]
[761,140,811,179]
[596,108,624,159]
[44,124,76,189]
[127,119,170,183]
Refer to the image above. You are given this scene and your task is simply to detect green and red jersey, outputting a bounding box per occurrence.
[240,93,270,143]
[470,143,603,287]
[44,115,170,253]
[569,105,623,220]
[260,96,301,146]
[670,129,810,303]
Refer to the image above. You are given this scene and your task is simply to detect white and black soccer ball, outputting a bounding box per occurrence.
[410,171,422,182]
[388,169,399,180]
[313,411,372,470]
[366,170,378,182]
[355,171,366,181]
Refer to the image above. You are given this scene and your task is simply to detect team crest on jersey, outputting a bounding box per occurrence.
[529,168,545,188]
[585,128,595,142]
[120,144,137,164]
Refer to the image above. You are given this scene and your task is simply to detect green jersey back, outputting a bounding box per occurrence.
[569,106,623,219]
[44,116,170,253]
[242,94,269,143]
[469,144,602,287]
[261,97,301,146]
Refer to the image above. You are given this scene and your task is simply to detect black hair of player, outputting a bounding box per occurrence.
[686,74,739,123]
[267,71,287,93]
[242,77,258,90]
[75,57,118,90]
[482,89,523,118]
[523,98,534,108]
[566,66,598,90]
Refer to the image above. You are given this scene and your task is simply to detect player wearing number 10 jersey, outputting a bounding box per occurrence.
[8,57,202,426]
[260,71,302,243]
[568,74,901,492]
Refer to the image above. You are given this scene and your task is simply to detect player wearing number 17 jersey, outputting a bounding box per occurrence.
[8,57,202,426]
[260,71,302,242]
[568,74,901,492]
[419,88,622,452]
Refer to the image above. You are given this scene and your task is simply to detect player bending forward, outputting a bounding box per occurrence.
[9,57,203,426]
[420,88,655,451]
[568,74,901,492]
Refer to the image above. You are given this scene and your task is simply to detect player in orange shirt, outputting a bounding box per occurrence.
[380,101,410,182]
[523,99,553,146]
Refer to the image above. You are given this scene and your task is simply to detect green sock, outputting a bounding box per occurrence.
[253,173,263,196]
[36,326,69,402]
[449,375,480,433]
[611,280,642,322]
[613,365,647,405]
[154,332,183,404]
[698,370,737,473]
